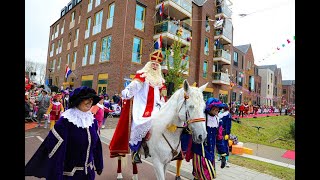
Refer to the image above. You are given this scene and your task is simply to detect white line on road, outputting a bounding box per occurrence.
[37,136,44,142]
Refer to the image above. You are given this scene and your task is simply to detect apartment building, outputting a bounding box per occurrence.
[282,80,295,107]
[46,0,233,99]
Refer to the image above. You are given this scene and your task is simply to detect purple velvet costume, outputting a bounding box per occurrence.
[25,116,103,180]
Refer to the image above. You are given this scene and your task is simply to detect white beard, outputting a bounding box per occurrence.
[145,70,163,87]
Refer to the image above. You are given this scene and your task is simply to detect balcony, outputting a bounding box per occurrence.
[214,19,232,44]
[156,0,192,20]
[154,21,191,47]
[106,17,113,29]
[92,24,102,35]
[67,42,71,50]
[87,2,92,12]
[213,49,231,65]
[85,29,90,39]
[212,72,230,85]
[69,20,75,29]
[89,54,95,64]
[215,2,232,19]
[50,51,53,57]
[74,39,78,47]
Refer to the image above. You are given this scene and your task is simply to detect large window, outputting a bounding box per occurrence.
[107,3,115,29]
[93,10,103,35]
[52,59,56,72]
[134,4,145,31]
[203,61,208,78]
[100,36,112,62]
[95,0,101,7]
[82,44,89,66]
[57,57,61,70]
[71,11,75,22]
[233,52,238,66]
[232,92,237,102]
[81,75,93,88]
[72,51,77,70]
[97,73,108,94]
[75,28,79,40]
[132,37,142,63]
[67,53,70,66]
[85,17,91,39]
[204,37,209,55]
[90,41,96,64]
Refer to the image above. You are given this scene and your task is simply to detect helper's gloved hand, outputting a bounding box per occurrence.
[224,134,229,140]
[96,169,102,175]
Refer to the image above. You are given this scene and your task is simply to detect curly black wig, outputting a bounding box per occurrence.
[68,86,100,109]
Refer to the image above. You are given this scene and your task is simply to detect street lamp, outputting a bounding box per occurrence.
[48,68,53,86]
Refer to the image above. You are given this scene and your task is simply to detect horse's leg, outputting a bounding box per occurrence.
[152,159,165,180]
[117,156,123,179]
[163,162,168,178]
[132,162,138,180]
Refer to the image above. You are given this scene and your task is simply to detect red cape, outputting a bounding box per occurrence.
[109,99,132,158]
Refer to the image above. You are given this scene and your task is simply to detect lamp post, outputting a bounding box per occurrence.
[48,68,53,86]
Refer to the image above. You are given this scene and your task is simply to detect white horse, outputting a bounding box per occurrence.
[116,79,208,180]
[147,79,208,180]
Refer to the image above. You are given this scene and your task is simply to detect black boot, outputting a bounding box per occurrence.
[131,151,142,164]
[220,155,226,168]
[141,139,151,158]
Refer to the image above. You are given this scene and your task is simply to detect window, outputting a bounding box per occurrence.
[88,0,93,12]
[203,61,208,78]
[71,11,75,22]
[268,84,270,94]
[232,92,237,102]
[134,4,145,31]
[67,54,70,66]
[52,59,56,72]
[75,28,79,40]
[82,44,89,66]
[132,37,142,63]
[90,41,96,64]
[233,52,238,66]
[100,36,112,62]
[57,57,61,70]
[204,37,209,55]
[81,75,93,88]
[271,74,273,83]
[85,17,91,39]
[95,0,101,7]
[205,16,210,32]
[97,73,108,94]
[283,89,287,94]
[107,3,115,29]
[93,10,103,35]
[72,51,77,70]
[241,56,244,69]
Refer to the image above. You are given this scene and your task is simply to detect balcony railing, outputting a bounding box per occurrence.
[89,54,95,64]
[85,29,90,39]
[216,2,232,18]
[214,28,232,43]
[87,2,92,12]
[74,39,78,47]
[106,17,113,29]
[69,21,75,29]
[154,21,191,41]
[93,24,102,35]
[156,0,192,14]
[213,49,231,64]
[212,72,230,85]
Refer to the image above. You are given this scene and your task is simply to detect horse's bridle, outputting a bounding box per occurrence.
[162,92,205,160]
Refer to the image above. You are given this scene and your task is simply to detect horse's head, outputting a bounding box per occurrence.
[177,80,208,144]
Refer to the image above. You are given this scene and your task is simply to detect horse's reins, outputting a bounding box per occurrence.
[162,93,205,159]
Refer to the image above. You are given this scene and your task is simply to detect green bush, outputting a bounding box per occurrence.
[289,121,295,139]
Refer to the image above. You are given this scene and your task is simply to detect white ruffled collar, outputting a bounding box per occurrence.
[218,111,229,118]
[96,103,104,109]
[52,101,61,106]
[61,108,95,128]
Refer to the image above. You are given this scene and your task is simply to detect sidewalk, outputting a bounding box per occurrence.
[100,128,282,180]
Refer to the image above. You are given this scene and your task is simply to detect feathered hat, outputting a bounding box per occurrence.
[69,86,100,108]
[205,97,224,113]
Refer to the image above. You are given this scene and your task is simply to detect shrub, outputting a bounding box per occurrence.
[289,121,295,139]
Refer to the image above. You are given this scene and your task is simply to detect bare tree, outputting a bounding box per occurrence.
[25,58,46,84]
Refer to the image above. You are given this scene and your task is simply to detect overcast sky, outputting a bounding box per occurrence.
[25,0,295,80]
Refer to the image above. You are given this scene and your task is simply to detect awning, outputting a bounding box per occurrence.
[219,90,228,95]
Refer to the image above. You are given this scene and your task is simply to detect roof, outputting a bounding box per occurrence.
[257,65,277,72]
[282,80,295,85]
[234,44,251,54]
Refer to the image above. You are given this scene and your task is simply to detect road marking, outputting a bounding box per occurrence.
[37,136,44,142]
[25,136,34,138]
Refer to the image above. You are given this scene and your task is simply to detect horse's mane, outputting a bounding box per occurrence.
[151,86,206,134]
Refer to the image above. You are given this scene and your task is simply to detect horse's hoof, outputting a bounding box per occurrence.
[175,176,181,180]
